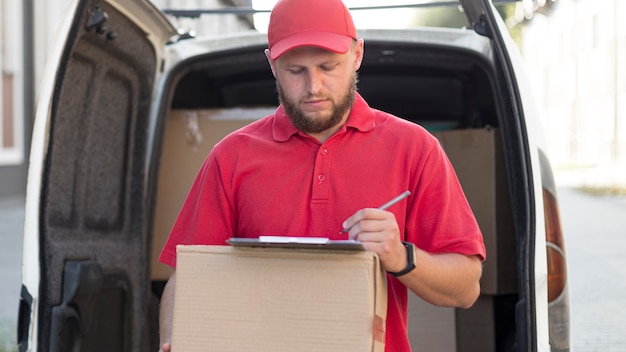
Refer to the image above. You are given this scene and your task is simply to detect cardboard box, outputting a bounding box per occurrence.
[455,295,496,352]
[432,128,517,295]
[172,244,387,352]
[408,294,457,352]
[151,109,268,280]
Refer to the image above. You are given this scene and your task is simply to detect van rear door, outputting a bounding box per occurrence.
[460,0,550,351]
[19,1,175,351]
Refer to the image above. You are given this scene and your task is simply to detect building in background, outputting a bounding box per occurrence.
[3,0,624,199]
[520,0,626,189]
[1,1,27,198]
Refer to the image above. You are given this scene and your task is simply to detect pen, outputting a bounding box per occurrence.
[340,190,411,234]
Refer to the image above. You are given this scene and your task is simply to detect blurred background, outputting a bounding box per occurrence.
[1,0,624,350]
[2,0,623,201]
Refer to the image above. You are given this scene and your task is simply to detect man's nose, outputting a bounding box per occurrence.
[306,69,324,95]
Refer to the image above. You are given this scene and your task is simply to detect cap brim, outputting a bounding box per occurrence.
[269,31,353,60]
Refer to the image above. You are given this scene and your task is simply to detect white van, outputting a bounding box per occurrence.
[18,0,569,351]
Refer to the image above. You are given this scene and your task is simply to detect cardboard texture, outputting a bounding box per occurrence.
[151,109,265,280]
[455,295,496,352]
[172,245,387,352]
[432,128,516,295]
[408,294,457,352]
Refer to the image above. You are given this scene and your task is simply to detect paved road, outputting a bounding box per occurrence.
[557,187,626,351]
[0,197,24,346]
[0,197,23,319]
[1,188,625,350]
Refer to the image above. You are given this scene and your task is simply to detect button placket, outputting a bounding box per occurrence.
[311,145,332,202]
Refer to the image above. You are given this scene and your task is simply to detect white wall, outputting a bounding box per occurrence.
[0,0,25,165]
[521,0,626,187]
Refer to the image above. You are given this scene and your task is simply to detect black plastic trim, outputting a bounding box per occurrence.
[18,285,33,352]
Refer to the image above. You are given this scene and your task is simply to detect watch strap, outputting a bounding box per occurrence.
[389,241,416,277]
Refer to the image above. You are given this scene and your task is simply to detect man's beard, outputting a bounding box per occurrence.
[277,73,358,134]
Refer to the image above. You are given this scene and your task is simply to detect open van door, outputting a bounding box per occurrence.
[19,0,176,351]
[460,0,562,351]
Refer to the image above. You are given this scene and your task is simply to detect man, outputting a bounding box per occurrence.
[159,0,486,350]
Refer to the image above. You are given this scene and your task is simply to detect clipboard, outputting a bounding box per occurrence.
[227,236,365,251]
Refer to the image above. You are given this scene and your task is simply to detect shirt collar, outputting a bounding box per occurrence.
[272,92,376,142]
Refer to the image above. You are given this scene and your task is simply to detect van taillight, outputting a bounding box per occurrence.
[543,188,567,302]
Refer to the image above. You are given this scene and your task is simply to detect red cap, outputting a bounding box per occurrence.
[268,0,357,60]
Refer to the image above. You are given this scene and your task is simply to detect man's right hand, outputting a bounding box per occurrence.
[160,342,171,352]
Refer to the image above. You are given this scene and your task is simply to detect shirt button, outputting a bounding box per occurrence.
[321,148,328,155]
[317,174,325,184]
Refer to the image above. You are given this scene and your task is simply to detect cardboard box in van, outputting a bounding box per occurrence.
[172,243,387,352]
[432,127,516,295]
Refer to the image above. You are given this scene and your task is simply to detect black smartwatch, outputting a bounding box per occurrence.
[388,241,417,277]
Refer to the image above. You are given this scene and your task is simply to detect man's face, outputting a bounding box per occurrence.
[277,70,356,135]
[267,42,364,137]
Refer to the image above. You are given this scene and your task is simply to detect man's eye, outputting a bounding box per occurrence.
[288,68,304,74]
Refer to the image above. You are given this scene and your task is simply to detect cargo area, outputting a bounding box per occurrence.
[151,40,519,351]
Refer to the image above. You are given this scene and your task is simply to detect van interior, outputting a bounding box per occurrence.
[151,40,519,351]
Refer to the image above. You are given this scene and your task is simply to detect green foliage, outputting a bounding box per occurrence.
[408,7,467,28]
[496,3,524,48]
[407,3,523,49]
[577,186,626,196]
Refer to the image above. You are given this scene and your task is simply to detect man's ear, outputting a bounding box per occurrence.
[353,39,365,71]
[264,49,277,78]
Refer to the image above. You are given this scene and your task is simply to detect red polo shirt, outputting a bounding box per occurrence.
[160,93,485,351]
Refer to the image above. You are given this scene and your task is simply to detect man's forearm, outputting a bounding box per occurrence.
[159,272,177,349]
[398,250,482,308]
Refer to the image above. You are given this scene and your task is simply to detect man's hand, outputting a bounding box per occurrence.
[342,207,482,308]
[342,208,407,273]
[160,342,171,352]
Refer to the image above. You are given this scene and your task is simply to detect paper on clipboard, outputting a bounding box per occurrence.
[227,236,365,250]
